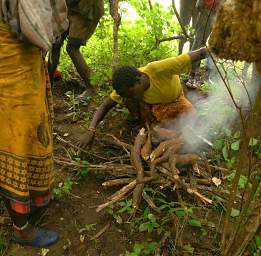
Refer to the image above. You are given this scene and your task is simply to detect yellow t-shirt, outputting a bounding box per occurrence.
[110,53,192,105]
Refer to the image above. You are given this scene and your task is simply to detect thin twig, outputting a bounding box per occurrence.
[91,223,110,240]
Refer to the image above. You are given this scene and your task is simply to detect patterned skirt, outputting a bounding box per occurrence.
[0,24,54,209]
[140,92,195,124]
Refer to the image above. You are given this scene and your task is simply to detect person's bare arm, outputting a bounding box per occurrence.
[79,97,117,147]
[189,47,208,63]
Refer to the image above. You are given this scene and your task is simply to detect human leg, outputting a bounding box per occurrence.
[178,0,197,54]
[0,25,58,247]
[48,31,67,84]
[67,14,101,98]
[66,39,97,97]
[187,9,213,88]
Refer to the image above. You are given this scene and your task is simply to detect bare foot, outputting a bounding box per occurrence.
[186,77,198,89]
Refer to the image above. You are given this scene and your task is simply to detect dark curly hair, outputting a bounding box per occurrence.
[112,65,141,96]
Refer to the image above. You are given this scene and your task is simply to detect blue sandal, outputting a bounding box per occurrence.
[12,229,59,247]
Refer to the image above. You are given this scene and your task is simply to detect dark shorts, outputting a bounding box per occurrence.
[68,14,100,46]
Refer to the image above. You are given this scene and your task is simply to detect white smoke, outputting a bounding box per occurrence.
[169,60,260,151]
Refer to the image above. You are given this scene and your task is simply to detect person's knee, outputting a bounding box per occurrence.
[67,37,85,55]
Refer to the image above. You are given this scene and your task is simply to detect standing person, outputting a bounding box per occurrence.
[186,0,220,88]
[48,0,104,99]
[78,48,208,147]
[0,2,59,247]
[178,0,197,54]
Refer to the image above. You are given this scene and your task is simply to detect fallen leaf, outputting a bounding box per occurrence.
[80,234,85,243]
[63,133,69,137]
[212,177,221,187]
[40,248,49,256]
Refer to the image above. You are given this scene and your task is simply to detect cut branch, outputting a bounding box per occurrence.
[131,128,147,209]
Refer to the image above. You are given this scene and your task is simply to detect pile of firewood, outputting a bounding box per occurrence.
[55,126,231,212]
[90,127,229,213]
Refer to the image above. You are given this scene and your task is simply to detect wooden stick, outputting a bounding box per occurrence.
[142,191,158,211]
[175,154,201,165]
[56,135,108,160]
[157,168,213,204]
[102,178,134,187]
[150,146,176,177]
[91,223,110,240]
[96,180,137,212]
[100,133,132,153]
[132,184,144,210]
[150,137,184,161]
[54,157,136,176]
[209,164,229,173]
[131,128,147,209]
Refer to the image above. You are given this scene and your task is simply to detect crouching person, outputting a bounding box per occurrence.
[79,48,208,147]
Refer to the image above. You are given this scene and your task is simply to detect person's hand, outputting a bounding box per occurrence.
[77,129,96,149]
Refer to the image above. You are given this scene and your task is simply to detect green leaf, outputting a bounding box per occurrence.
[222,145,229,160]
[249,137,258,146]
[213,139,224,151]
[183,244,194,254]
[80,167,90,177]
[143,242,157,254]
[224,171,235,182]
[231,140,240,151]
[115,214,123,224]
[188,219,202,228]
[175,209,185,217]
[133,243,144,254]
[147,213,156,223]
[230,208,240,218]
[233,131,240,139]
[238,175,248,189]
[139,222,149,232]
[126,253,137,256]
[186,208,193,216]
[255,235,261,248]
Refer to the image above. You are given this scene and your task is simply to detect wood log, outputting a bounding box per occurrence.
[150,136,184,161]
[151,127,179,145]
[150,143,185,177]
[141,132,152,161]
[131,128,147,209]
[157,168,212,204]
[142,191,158,211]
[97,180,137,212]
[102,178,134,187]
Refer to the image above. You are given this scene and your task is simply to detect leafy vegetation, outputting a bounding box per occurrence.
[126,242,157,256]
[53,178,74,200]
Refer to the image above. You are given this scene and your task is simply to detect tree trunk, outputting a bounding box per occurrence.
[109,0,121,72]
